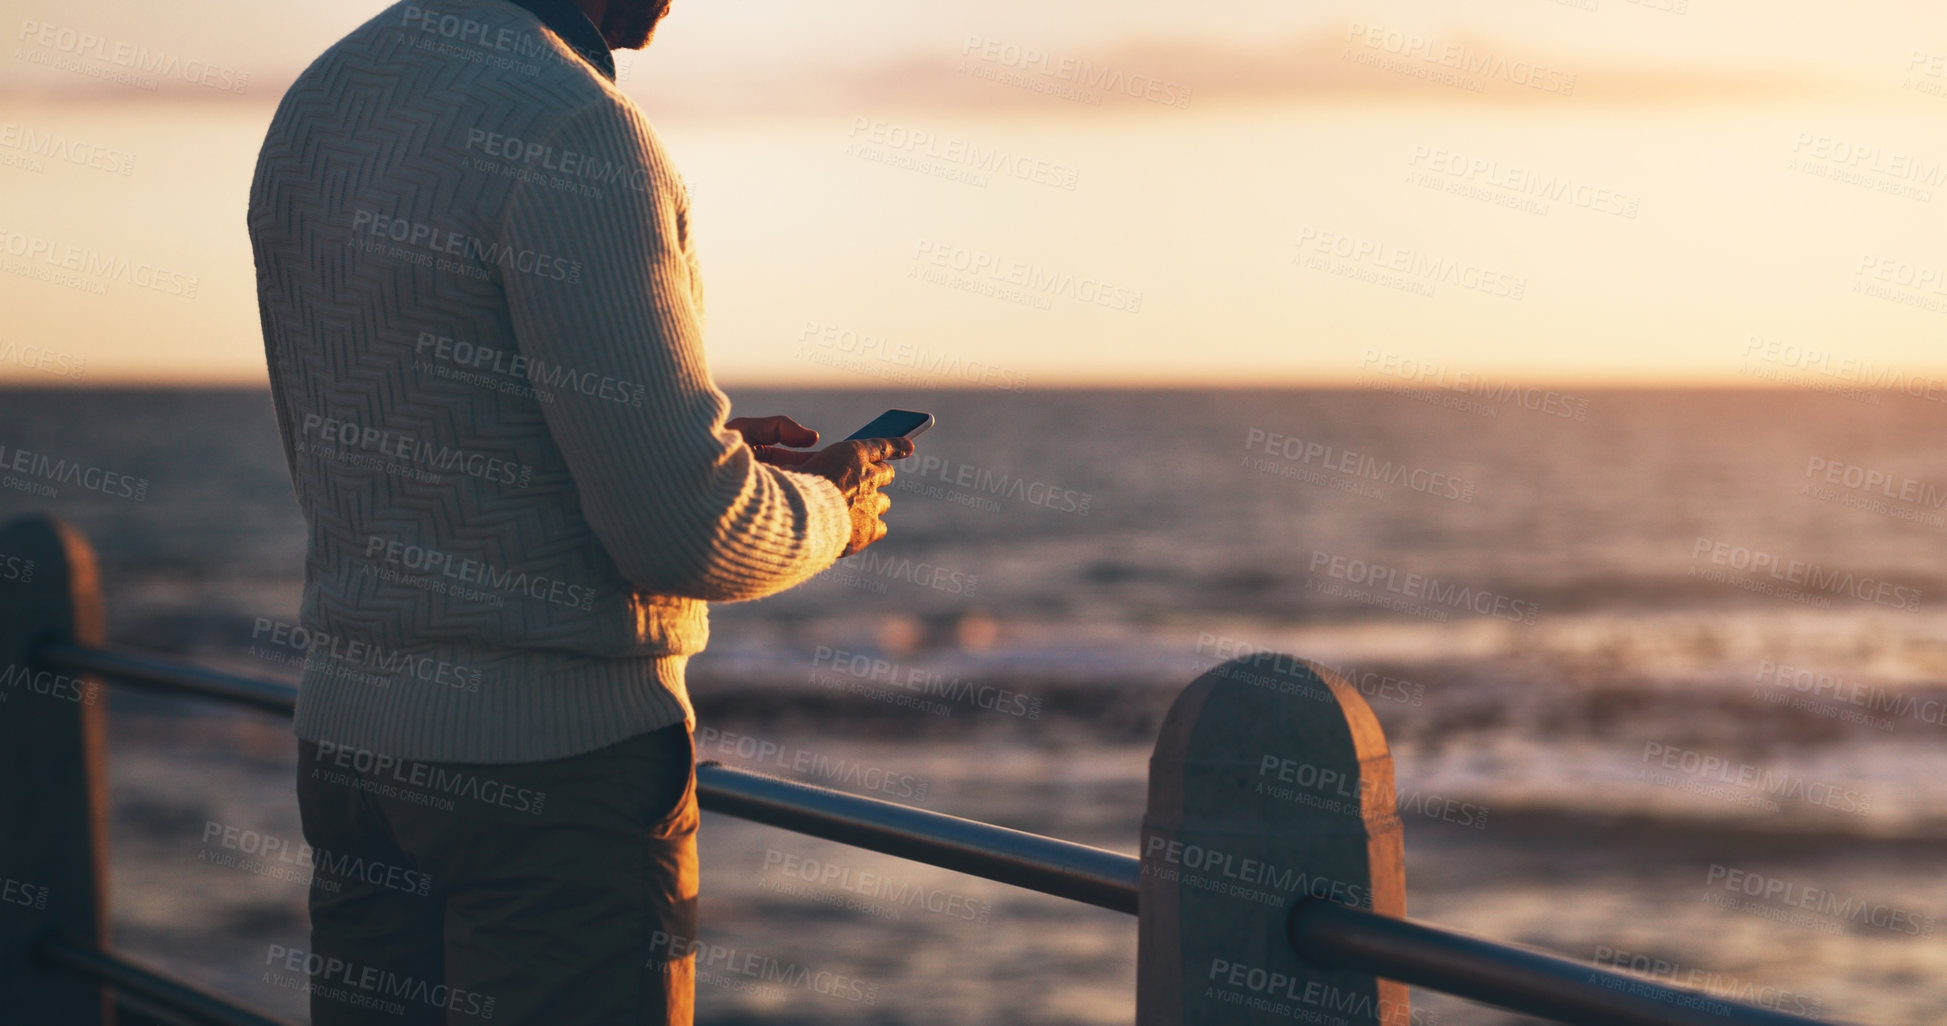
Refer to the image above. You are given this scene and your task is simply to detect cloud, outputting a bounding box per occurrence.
[624,28,1849,116]
[5,26,1846,113]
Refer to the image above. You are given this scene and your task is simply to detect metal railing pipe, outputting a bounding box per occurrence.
[21,630,1849,1026]
[36,641,298,717]
[36,934,299,1026]
[696,761,1141,914]
[1287,899,1846,1026]
[24,639,1144,911]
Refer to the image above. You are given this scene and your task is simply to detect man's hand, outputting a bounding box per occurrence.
[801,437,914,557]
[728,414,820,466]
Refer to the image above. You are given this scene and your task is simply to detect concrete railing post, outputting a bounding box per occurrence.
[1138,654,1409,1026]
[0,515,113,1024]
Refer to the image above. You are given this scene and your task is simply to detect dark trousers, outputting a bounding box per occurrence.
[294,724,698,1025]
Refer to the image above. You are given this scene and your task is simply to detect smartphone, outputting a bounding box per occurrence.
[843,409,934,443]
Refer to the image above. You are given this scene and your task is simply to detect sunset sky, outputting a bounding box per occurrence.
[5,0,1947,386]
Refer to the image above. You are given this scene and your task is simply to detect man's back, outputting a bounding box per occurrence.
[254,6,905,1021]
[249,0,849,763]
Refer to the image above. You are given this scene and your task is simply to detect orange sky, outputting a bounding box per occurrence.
[5,1,1947,387]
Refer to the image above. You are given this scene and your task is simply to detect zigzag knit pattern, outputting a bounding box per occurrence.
[247,0,850,763]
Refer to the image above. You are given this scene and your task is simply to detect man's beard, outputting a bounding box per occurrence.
[600,0,671,50]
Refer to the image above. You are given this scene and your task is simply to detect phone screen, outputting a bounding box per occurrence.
[843,409,933,441]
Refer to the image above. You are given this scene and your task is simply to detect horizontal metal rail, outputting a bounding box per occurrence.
[1289,900,1848,1026]
[37,933,299,1026]
[32,639,1844,1026]
[33,640,1143,911]
[38,641,298,716]
[696,760,1140,913]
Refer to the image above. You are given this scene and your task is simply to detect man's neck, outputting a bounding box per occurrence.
[571,0,608,35]
[503,0,616,81]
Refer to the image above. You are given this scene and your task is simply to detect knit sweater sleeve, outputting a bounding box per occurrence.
[496,96,850,602]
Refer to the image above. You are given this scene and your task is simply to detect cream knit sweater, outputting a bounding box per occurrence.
[247,0,850,762]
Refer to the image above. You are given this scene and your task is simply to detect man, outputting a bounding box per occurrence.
[246,0,909,1021]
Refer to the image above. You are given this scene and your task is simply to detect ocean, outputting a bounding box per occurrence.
[4,385,1945,1024]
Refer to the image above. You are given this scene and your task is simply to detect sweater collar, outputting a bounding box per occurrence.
[503,0,615,82]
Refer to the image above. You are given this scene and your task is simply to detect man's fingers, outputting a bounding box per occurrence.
[874,492,891,516]
[730,415,819,448]
[867,462,897,491]
[724,415,770,443]
[851,436,916,462]
[773,416,820,448]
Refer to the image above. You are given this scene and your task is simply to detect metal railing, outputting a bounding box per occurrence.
[0,515,1849,1026]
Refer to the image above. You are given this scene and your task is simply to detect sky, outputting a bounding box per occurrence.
[5,0,1947,386]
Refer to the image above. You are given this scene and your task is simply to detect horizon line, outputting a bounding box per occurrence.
[0,377,1926,392]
